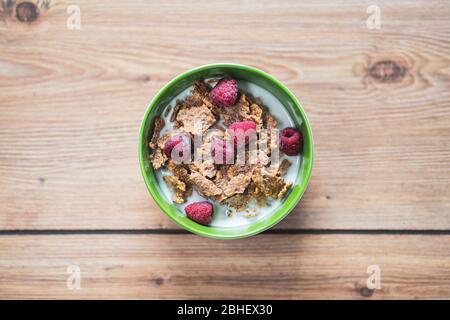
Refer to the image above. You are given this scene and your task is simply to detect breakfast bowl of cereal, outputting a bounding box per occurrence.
[139,64,313,239]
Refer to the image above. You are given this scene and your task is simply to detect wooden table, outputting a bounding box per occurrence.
[1,0,449,299]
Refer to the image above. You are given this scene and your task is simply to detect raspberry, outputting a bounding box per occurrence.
[184,201,214,225]
[279,127,302,156]
[209,78,239,107]
[210,139,234,164]
[228,120,257,147]
[163,133,191,163]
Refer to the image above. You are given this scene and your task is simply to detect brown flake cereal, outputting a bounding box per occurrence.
[213,166,230,202]
[223,174,251,197]
[189,171,222,197]
[277,159,292,176]
[184,184,193,198]
[260,120,279,156]
[190,137,217,178]
[193,80,211,96]
[163,175,186,204]
[265,114,278,129]
[190,161,216,179]
[277,182,292,200]
[226,194,252,211]
[157,132,172,150]
[227,164,255,178]
[221,94,251,126]
[166,160,189,181]
[149,117,165,149]
[245,103,264,130]
[191,81,222,115]
[176,104,216,135]
[251,167,289,199]
[264,158,291,176]
[150,148,166,170]
[214,166,230,188]
[170,100,183,122]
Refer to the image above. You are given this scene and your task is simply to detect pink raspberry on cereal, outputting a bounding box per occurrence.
[279,127,302,156]
[210,139,234,164]
[184,201,214,225]
[209,78,239,107]
[228,120,257,147]
[163,133,191,162]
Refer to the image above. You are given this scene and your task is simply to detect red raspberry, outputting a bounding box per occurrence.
[228,120,257,147]
[210,139,234,164]
[184,201,214,225]
[209,78,239,107]
[163,133,191,163]
[279,127,302,156]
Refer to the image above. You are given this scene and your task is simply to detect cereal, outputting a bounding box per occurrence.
[150,148,166,170]
[265,114,278,129]
[189,171,222,197]
[170,101,182,125]
[166,160,189,181]
[246,103,264,130]
[158,132,172,150]
[227,164,256,179]
[277,182,292,200]
[251,167,289,202]
[163,175,187,204]
[221,94,251,126]
[278,159,292,175]
[149,117,165,149]
[176,104,216,135]
[223,174,251,197]
[226,194,252,211]
[148,78,296,218]
[190,160,216,179]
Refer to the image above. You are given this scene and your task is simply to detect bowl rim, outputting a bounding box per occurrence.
[138,63,314,239]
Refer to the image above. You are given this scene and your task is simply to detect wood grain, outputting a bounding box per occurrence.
[0,234,449,299]
[1,0,449,230]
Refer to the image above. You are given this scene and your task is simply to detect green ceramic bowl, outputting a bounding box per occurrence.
[139,63,313,239]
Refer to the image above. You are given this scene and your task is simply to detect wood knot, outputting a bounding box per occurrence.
[359,286,374,297]
[369,60,406,83]
[151,277,164,286]
[16,1,39,22]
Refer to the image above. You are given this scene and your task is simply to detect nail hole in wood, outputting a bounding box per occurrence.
[16,2,39,22]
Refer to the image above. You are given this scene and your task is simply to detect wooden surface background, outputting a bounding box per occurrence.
[0,0,449,299]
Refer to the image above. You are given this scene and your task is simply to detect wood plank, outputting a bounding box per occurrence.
[1,0,449,230]
[0,234,449,299]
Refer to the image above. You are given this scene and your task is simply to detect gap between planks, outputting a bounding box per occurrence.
[1,229,450,236]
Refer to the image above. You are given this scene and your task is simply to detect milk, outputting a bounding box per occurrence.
[155,79,302,228]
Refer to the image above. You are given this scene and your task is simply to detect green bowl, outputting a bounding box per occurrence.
[139,63,313,239]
